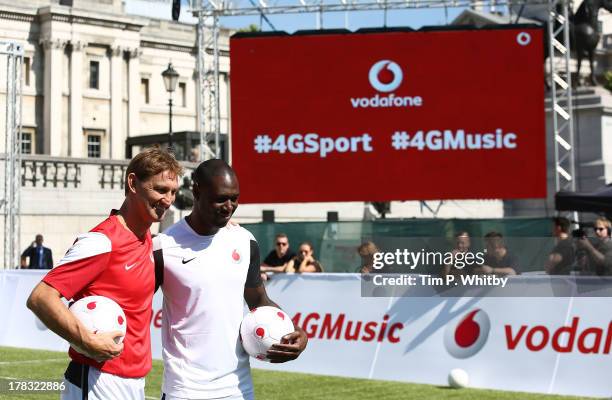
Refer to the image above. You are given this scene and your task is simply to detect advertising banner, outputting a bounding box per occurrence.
[3,271,610,397]
[230,27,546,203]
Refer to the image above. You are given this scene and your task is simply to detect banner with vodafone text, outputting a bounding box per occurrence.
[230,27,546,203]
[3,272,611,397]
[251,274,612,398]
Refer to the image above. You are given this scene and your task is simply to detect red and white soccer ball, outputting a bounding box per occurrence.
[240,306,295,362]
[69,295,127,355]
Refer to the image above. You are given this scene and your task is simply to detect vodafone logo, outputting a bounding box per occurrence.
[516,32,531,46]
[444,309,491,359]
[232,249,242,264]
[350,60,421,109]
[368,60,403,93]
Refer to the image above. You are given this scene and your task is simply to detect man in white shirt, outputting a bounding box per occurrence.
[154,159,307,400]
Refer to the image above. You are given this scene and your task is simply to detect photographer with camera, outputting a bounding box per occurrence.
[575,217,612,276]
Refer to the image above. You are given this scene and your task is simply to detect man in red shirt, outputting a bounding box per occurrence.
[27,147,182,400]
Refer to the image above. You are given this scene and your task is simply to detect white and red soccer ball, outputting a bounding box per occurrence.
[69,295,127,355]
[240,306,294,362]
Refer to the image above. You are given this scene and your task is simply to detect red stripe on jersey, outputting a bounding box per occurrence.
[42,214,155,378]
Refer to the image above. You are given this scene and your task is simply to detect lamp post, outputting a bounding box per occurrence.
[161,62,179,149]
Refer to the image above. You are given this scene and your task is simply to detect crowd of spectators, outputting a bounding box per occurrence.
[350,216,612,277]
[27,219,611,278]
[439,231,520,278]
[542,216,612,276]
[438,217,612,277]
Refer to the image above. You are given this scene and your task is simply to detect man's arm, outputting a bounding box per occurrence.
[260,264,287,273]
[244,285,278,309]
[20,248,31,268]
[473,264,517,276]
[259,251,287,272]
[545,252,562,274]
[27,282,123,361]
[245,239,307,362]
[491,267,517,276]
[577,238,606,267]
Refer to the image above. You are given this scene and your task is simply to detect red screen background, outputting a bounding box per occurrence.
[230,27,546,203]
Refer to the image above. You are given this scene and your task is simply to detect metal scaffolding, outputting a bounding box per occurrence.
[547,0,575,195]
[196,13,222,161]
[191,0,574,194]
[1,41,23,269]
[192,0,551,16]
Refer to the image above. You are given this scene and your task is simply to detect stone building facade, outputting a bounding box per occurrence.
[0,0,230,160]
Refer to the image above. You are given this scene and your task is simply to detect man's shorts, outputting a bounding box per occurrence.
[61,361,145,400]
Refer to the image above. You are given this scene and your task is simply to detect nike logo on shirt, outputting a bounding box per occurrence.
[182,257,196,264]
[125,264,136,270]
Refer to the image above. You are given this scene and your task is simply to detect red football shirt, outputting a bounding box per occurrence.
[43,212,154,378]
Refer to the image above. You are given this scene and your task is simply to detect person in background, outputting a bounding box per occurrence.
[473,231,519,276]
[576,217,612,275]
[545,216,575,275]
[356,241,379,273]
[285,242,323,273]
[441,231,472,277]
[21,234,53,269]
[260,233,296,280]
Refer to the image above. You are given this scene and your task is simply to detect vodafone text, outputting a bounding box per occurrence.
[391,129,517,151]
[350,93,423,109]
[506,317,612,354]
[253,133,373,158]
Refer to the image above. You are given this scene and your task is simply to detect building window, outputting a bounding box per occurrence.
[141,78,149,104]
[87,134,101,158]
[23,57,31,86]
[179,82,186,107]
[21,130,33,154]
[89,60,99,89]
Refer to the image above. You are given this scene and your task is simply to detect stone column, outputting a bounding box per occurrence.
[127,48,141,149]
[70,41,85,158]
[109,45,123,160]
[41,39,66,156]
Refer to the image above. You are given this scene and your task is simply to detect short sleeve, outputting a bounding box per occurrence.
[246,239,263,288]
[42,232,112,300]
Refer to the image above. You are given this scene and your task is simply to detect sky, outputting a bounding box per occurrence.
[124,0,474,32]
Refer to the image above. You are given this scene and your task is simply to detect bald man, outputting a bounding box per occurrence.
[153,159,307,400]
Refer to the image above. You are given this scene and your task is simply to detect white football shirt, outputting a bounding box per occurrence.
[154,219,262,399]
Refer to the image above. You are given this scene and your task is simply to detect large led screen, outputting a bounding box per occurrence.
[230,27,545,203]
